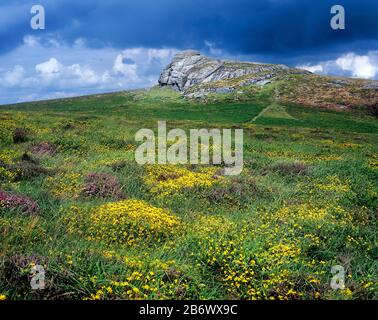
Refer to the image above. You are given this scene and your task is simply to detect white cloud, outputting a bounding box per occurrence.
[34,57,104,87]
[36,58,63,76]
[74,38,86,48]
[113,53,139,81]
[117,48,176,64]
[336,53,377,79]
[297,64,323,73]
[29,49,173,92]
[0,36,182,103]
[146,48,177,62]
[50,39,63,48]
[22,34,66,49]
[66,64,100,85]
[204,40,223,56]
[23,35,39,47]
[111,48,177,86]
[296,51,378,79]
[2,65,25,86]
[0,41,179,104]
[101,70,112,83]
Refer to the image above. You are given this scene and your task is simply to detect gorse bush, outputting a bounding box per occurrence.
[83,268,193,300]
[145,165,224,196]
[44,173,82,199]
[87,200,181,245]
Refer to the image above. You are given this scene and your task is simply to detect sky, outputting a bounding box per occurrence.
[0,0,377,104]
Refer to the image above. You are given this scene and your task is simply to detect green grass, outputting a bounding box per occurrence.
[0,86,377,300]
[254,104,378,134]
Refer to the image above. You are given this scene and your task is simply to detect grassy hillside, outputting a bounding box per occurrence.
[0,85,377,300]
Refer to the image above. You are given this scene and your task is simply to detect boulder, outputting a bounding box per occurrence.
[158,50,308,93]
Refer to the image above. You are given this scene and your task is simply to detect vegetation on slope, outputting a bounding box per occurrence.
[0,86,377,300]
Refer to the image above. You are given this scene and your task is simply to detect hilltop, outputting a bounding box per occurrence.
[158,50,378,111]
[158,50,308,92]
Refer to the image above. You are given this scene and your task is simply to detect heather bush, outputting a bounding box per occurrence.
[21,152,38,164]
[83,173,123,198]
[0,190,39,215]
[271,162,309,176]
[13,128,29,144]
[13,162,48,181]
[30,142,57,156]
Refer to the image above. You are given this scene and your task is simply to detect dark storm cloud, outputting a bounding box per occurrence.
[1,0,377,60]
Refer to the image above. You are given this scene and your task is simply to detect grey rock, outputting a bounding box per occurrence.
[158,50,303,93]
[328,79,349,87]
[214,87,234,94]
[363,82,378,89]
[255,79,271,86]
[185,91,208,99]
[158,50,222,91]
[332,79,349,85]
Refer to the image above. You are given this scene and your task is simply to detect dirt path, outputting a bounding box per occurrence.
[250,104,275,123]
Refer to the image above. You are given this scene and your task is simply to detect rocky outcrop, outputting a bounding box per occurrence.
[158,50,308,93]
[157,50,378,109]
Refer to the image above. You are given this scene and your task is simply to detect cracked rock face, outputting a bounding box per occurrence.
[158,50,222,91]
[158,50,298,92]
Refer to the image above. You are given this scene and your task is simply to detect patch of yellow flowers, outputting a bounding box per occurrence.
[264,150,342,162]
[315,175,350,193]
[368,155,378,169]
[84,271,156,300]
[145,165,223,196]
[272,204,329,222]
[0,150,17,163]
[200,235,259,299]
[87,199,180,245]
[192,214,235,236]
[44,173,82,199]
[269,203,353,225]
[0,149,19,182]
[200,234,306,300]
[84,270,190,300]
[268,243,301,261]
[0,166,18,182]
